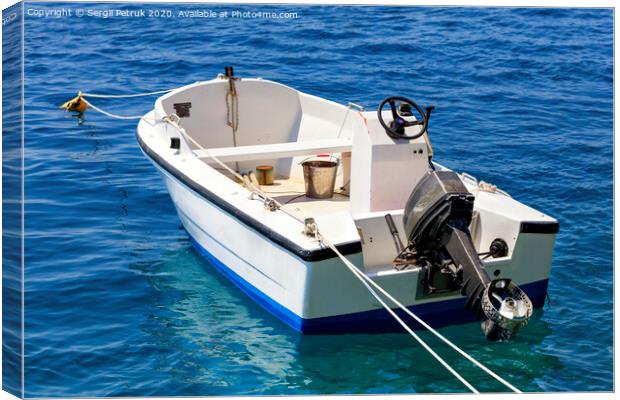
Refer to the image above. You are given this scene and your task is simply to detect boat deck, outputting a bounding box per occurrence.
[204,156,351,220]
[260,178,350,220]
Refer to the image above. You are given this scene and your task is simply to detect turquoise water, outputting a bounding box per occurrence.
[13,2,614,396]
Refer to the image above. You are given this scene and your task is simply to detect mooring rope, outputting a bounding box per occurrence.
[81,88,175,98]
[72,91,521,394]
[313,231,479,393]
[162,116,305,222]
[66,89,297,218]
[316,231,522,394]
[80,97,147,120]
[62,88,177,120]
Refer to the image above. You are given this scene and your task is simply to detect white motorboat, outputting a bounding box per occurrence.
[136,67,558,340]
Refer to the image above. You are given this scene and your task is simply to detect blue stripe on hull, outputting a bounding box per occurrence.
[189,235,549,334]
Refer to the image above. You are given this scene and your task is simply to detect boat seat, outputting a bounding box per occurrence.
[194,138,352,162]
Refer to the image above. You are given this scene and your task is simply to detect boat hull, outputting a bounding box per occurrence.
[147,152,550,334]
[190,232,549,334]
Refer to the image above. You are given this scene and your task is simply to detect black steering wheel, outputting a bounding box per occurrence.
[377,96,428,140]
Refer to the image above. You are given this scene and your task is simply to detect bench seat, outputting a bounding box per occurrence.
[194,138,352,162]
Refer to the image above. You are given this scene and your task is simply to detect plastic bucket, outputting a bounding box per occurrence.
[302,158,339,199]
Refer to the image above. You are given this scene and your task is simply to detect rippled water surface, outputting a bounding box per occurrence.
[19,3,612,396]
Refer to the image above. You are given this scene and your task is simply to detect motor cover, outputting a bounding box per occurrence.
[403,170,475,248]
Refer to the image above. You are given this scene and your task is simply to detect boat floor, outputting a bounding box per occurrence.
[208,164,351,219]
[260,178,350,220]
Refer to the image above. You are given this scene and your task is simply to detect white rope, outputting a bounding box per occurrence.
[80,88,174,99]
[164,117,246,182]
[318,233,479,393]
[161,117,308,225]
[80,98,146,120]
[317,233,522,394]
[75,90,322,227]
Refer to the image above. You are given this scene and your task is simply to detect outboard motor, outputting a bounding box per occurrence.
[402,170,532,340]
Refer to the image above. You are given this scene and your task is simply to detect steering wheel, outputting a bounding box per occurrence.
[377,96,428,140]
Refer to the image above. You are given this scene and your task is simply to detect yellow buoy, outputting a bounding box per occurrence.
[60,92,88,113]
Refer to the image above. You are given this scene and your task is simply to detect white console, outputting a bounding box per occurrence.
[350,110,432,215]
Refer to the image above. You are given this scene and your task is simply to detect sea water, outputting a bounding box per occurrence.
[16,3,612,396]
